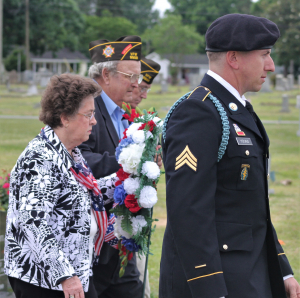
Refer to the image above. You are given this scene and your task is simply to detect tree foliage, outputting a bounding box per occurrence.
[78,12,138,57]
[75,0,159,34]
[3,0,84,57]
[253,0,300,71]
[143,15,204,84]
[168,0,252,38]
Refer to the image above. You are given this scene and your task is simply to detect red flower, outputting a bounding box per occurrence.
[122,128,128,139]
[122,109,140,122]
[121,245,127,256]
[116,168,130,181]
[128,252,133,260]
[138,120,156,132]
[6,190,9,195]
[124,195,141,213]
[2,183,9,189]
[115,180,122,187]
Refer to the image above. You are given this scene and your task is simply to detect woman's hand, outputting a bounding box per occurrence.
[155,145,163,169]
[61,276,85,298]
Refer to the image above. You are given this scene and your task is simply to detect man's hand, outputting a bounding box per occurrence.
[284,277,300,298]
[61,276,84,298]
[155,145,163,169]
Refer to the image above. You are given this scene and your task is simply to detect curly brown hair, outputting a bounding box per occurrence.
[39,73,101,128]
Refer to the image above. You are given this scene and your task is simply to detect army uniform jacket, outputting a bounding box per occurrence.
[159,74,293,298]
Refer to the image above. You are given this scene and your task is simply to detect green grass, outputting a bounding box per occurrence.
[0,83,300,297]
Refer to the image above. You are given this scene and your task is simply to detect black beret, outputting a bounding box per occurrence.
[205,14,280,52]
[89,35,142,63]
[141,57,161,85]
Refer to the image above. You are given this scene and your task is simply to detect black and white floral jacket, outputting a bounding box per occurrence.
[4,126,118,291]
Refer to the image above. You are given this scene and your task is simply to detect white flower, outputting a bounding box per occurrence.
[130,215,147,235]
[139,186,158,208]
[132,130,153,144]
[118,143,145,175]
[141,161,160,180]
[124,177,140,195]
[114,216,132,239]
[126,123,142,138]
[153,117,163,127]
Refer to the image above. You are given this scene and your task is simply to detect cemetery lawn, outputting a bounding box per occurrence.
[1,84,299,297]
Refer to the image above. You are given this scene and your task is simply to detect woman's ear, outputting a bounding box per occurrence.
[226,51,239,70]
[60,113,70,128]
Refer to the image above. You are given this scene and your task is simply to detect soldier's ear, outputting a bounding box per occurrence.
[226,51,239,70]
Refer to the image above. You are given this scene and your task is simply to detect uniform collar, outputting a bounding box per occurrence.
[207,70,247,107]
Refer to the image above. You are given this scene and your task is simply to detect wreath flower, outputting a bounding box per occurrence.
[111,105,163,276]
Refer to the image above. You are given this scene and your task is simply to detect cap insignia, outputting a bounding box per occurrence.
[121,44,133,55]
[102,45,115,58]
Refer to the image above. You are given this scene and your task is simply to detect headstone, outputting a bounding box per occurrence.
[260,76,271,92]
[27,81,38,96]
[282,78,290,91]
[280,94,290,112]
[79,62,88,77]
[296,95,300,137]
[189,74,203,90]
[161,79,168,93]
[8,70,19,84]
[40,77,50,87]
[287,74,294,89]
[275,74,285,91]
[298,75,300,87]
[21,70,34,83]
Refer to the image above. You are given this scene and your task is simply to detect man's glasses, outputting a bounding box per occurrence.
[139,86,151,94]
[116,71,143,84]
[77,111,96,120]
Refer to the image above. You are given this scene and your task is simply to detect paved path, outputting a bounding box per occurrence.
[0,115,298,124]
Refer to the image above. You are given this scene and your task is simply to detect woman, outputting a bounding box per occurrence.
[4,74,117,298]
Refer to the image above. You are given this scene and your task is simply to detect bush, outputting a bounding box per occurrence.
[4,49,26,72]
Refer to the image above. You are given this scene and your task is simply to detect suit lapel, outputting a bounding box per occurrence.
[201,74,264,141]
[95,95,119,147]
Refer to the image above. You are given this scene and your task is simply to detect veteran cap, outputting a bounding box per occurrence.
[140,57,161,84]
[89,35,142,63]
[205,14,280,52]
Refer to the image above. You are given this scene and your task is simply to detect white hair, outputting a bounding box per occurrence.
[88,61,119,79]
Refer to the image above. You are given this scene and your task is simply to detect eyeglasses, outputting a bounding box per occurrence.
[116,70,143,84]
[77,111,96,120]
[139,86,151,94]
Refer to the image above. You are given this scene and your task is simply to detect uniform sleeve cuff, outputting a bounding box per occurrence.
[283,274,293,281]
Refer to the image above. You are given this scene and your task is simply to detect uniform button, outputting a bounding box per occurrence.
[223,244,228,250]
[245,150,250,156]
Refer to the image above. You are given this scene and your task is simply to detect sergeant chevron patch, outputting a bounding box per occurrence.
[175,145,197,172]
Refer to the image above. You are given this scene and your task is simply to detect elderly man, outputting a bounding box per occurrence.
[160,14,300,298]
[79,35,143,298]
[126,56,161,109]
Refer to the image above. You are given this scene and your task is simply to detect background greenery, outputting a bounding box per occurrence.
[0,83,299,297]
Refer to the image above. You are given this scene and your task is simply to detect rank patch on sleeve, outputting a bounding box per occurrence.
[175,145,197,172]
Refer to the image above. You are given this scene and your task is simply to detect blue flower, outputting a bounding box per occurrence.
[115,137,134,161]
[121,237,141,252]
[114,183,127,205]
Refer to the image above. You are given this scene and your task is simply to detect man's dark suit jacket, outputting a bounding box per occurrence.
[159,74,293,298]
[79,94,120,263]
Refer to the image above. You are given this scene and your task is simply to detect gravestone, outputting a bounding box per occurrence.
[161,79,168,93]
[189,74,203,90]
[27,81,38,96]
[8,71,19,84]
[40,77,50,87]
[296,95,300,137]
[298,75,300,87]
[282,78,290,91]
[21,70,34,83]
[275,74,285,91]
[260,76,271,92]
[287,74,294,89]
[280,94,290,112]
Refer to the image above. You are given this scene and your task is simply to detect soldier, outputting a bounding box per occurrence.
[79,36,143,298]
[126,56,161,109]
[159,14,300,298]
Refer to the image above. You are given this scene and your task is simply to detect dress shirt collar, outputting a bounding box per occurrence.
[207,70,247,107]
[101,90,121,116]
